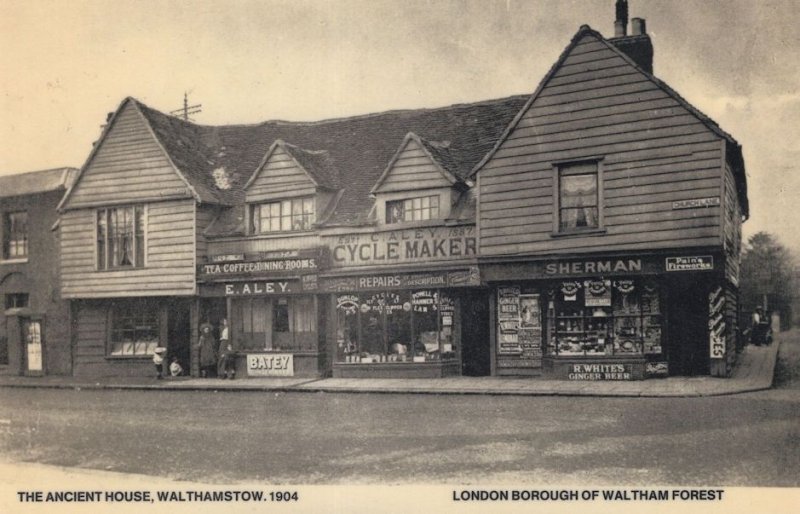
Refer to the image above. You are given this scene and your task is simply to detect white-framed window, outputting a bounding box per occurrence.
[555,161,602,232]
[3,211,28,259]
[251,198,315,233]
[96,205,145,270]
[108,300,160,357]
[386,195,440,224]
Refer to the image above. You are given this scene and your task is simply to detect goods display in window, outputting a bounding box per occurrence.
[543,279,663,357]
[335,289,456,364]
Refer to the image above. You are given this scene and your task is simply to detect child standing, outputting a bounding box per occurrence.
[153,347,167,379]
[169,356,183,377]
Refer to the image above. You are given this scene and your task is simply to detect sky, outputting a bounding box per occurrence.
[1,0,799,252]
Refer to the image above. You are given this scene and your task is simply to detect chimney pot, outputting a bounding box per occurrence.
[631,17,646,36]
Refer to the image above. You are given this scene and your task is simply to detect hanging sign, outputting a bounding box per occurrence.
[584,279,611,307]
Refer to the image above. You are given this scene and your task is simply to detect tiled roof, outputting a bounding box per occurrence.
[281,142,339,189]
[0,167,77,199]
[133,94,529,224]
[417,136,463,184]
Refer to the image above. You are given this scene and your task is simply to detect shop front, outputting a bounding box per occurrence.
[197,249,327,378]
[322,267,482,378]
[482,252,731,379]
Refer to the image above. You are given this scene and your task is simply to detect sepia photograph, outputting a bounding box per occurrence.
[1,0,799,512]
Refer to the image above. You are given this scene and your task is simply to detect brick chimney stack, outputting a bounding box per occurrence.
[610,1,653,74]
[614,0,628,37]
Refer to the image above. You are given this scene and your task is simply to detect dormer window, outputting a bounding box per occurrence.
[251,197,315,234]
[386,195,440,224]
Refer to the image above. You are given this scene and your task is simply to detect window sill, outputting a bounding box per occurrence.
[382,219,447,230]
[106,355,153,360]
[247,230,317,239]
[95,266,146,273]
[0,258,28,265]
[550,228,606,238]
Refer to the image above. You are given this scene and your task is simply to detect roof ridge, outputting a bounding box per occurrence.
[130,94,531,130]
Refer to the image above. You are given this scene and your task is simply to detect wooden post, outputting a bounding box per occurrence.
[189,298,199,377]
[489,287,497,376]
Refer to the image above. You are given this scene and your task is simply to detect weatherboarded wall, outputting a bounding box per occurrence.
[246,147,316,203]
[65,101,193,208]
[478,33,725,257]
[375,139,452,193]
[60,199,197,298]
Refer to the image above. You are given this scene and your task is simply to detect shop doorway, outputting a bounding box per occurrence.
[461,292,490,376]
[22,318,43,376]
[167,301,191,373]
[666,279,710,376]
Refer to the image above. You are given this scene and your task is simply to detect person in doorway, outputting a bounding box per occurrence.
[196,322,217,377]
[751,307,765,346]
[153,347,167,379]
[218,339,236,380]
[169,356,184,377]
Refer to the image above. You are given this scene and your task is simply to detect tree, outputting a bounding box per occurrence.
[739,232,797,329]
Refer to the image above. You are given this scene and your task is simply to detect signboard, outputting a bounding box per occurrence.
[199,248,325,279]
[326,225,476,267]
[645,361,669,377]
[518,294,542,361]
[199,280,301,297]
[709,286,726,359]
[497,287,521,355]
[481,253,723,282]
[665,256,714,272]
[545,259,642,276]
[319,267,480,292]
[567,363,633,381]
[246,354,294,377]
[672,197,720,210]
[209,254,245,263]
[584,279,611,307]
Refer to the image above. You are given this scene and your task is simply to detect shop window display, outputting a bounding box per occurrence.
[545,279,662,357]
[336,289,456,364]
[232,296,316,351]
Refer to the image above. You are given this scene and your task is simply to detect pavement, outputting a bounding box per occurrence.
[0,331,786,397]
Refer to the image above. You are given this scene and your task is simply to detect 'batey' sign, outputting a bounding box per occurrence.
[326,225,476,267]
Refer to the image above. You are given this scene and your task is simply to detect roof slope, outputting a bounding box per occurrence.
[134,95,528,224]
[0,167,77,199]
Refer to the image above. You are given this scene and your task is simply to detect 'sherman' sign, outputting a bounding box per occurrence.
[568,363,633,380]
[246,354,293,377]
[665,256,714,272]
[544,259,642,276]
[326,225,476,267]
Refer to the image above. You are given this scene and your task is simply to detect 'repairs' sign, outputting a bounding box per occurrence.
[325,225,476,267]
[320,267,480,292]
